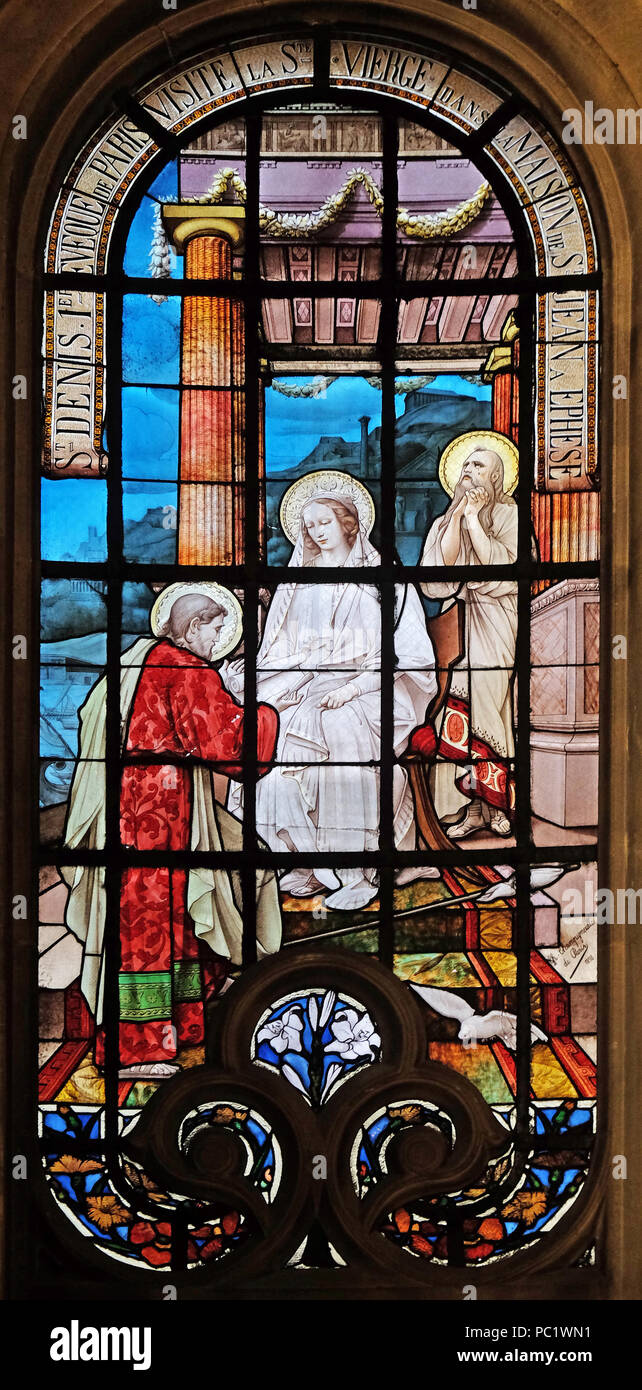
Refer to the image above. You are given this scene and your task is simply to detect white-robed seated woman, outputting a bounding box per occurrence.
[223,471,439,911]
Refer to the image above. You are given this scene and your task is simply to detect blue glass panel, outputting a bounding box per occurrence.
[122,387,179,479]
[122,481,177,561]
[41,578,108,642]
[40,479,107,561]
[122,581,155,644]
[122,295,181,385]
[40,578,107,764]
[265,375,383,477]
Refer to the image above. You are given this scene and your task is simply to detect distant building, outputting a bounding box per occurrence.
[61,525,107,564]
[266,385,491,564]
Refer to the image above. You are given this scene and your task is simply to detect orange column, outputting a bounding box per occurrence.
[161,205,259,565]
[180,232,239,565]
[490,367,514,436]
[482,310,519,442]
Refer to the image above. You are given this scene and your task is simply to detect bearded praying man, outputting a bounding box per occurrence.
[420,435,518,840]
[61,584,281,1081]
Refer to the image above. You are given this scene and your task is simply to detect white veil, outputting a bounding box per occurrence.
[259,494,380,666]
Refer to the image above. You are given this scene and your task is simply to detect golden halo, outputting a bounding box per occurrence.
[279,470,376,545]
[150,582,243,661]
[438,430,519,498]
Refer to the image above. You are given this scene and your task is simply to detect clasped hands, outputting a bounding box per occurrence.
[454,485,490,522]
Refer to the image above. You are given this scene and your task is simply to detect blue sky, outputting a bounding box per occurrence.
[266,376,382,472]
[41,479,107,560]
[265,373,491,473]
[41,375,492,557]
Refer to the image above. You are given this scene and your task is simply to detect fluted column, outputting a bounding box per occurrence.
[162,205,256,565]
[482,309,519,443]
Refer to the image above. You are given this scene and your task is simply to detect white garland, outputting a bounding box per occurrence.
[150,166,491,280]
[148,203,173,301]
[270,374,436,398]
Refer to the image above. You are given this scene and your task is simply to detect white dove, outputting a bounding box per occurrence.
[472,863,580,906]
[409,984,548,1051]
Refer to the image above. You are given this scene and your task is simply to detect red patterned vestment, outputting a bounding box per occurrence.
[102,640,277,1066]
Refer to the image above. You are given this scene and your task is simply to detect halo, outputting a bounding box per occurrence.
[279,470,376,544]
[150,582,243,661]
[438,430,519,498]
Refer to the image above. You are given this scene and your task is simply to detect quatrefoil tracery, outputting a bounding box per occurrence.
[42,952,594,1281]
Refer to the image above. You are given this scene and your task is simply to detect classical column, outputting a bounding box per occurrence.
[161,205,263,566]
[358,415,370,477]
[481,309,519,442]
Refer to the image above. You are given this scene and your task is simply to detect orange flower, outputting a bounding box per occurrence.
[501,1190,547,1227]
[211,1106,247,1125]
[50,1155,103,1175]
[87,1195,132,1231]
[122,1160,168,1202]
[410,1233,434,1257]
[389,1105,422,1123]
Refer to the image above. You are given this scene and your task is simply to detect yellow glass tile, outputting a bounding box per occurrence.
[530,985,543,1024]
[56,1057,105,1105]
[395,952,480,988]
[483,951,518,987]
[479,908,513,950]
[530,1043,578,1099]
[393,878,459,912]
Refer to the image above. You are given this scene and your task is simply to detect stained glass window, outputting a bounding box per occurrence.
[36,30,600,1289]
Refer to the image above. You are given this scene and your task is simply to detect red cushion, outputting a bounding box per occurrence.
[409,722,438,758]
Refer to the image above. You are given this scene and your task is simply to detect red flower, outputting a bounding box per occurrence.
[130,1220,172,1267]
[198,1236,224,1262]
[410,1233,434,1258]
[188,1211,242,1263]
[464,1241,495,1262]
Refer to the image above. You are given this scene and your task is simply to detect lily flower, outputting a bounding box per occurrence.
[325,1008,381,1062]
[257,1007,304,1055]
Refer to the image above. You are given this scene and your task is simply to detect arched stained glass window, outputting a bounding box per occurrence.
[35,27,601,1293]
